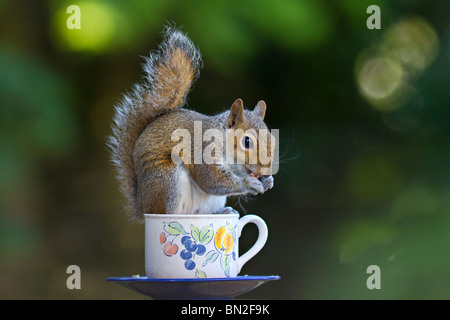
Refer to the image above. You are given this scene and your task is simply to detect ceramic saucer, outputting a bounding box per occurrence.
[106,275,280,300]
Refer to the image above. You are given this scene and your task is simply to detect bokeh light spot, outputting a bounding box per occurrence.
[243,0,333,51]
[391,185,440,222]
[50,1,118,52]
[355,16,439,112]
[382,16,439,73]
[355,51,404,111]
[338,220,394,263]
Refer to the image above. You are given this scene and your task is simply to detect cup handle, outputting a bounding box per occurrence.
[236,214,268,274]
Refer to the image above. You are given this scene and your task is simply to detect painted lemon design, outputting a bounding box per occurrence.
[214,226,234,254]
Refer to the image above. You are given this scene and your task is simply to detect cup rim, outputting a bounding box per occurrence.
[144,213,240,219]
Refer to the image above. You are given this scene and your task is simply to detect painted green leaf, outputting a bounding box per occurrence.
[199,224,213,244]
[220,254,231,277]
[226,221,234,230]
[195,269,207,278]
[164,221,187,236]
[191,225,200,242]
[202,250,219,267]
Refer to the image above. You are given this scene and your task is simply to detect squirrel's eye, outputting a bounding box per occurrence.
[242,136,254,150]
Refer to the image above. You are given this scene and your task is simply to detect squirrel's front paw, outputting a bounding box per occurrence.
[261,175,274,191]
[243,176,265,195]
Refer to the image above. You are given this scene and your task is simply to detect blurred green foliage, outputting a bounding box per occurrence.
[0,0,449,299]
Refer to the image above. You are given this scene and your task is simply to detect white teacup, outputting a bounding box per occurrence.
[144,213,268,279]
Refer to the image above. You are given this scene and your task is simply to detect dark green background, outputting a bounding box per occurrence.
[0,0,449,299]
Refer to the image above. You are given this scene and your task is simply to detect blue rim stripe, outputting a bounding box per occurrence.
[105,275,280,282]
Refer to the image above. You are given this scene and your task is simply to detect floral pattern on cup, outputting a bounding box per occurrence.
[159,221,237,278]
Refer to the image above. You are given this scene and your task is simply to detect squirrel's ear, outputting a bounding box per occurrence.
[228,98,244,128]
[253,100,266,120]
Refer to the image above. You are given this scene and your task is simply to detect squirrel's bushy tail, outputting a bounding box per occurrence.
[108,27,202,218]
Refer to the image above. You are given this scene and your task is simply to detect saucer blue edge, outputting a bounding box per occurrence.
[106,275,280,282]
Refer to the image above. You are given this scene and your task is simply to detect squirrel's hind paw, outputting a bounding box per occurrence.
[215,206,239,215]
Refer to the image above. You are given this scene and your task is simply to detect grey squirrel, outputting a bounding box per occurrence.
[108,27,275,221]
